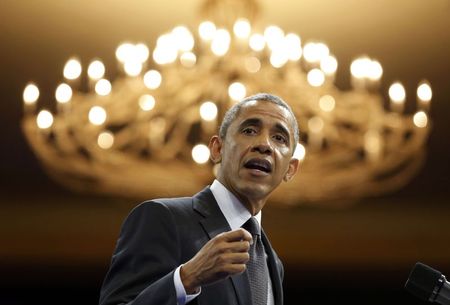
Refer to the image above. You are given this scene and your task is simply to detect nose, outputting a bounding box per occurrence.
[250,133,273,155]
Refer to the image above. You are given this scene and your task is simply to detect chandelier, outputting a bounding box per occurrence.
[21,0,432,206]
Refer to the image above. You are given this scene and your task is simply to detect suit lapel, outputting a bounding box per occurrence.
[193,187,252,305]
[193,187,231,239]
[262,230,284,305]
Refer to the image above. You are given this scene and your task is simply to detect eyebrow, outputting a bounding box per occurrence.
[239,118,291,142]
[239,118,261,129]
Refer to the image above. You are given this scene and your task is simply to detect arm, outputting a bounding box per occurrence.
[100,200,252,305]
[99,201,180,305]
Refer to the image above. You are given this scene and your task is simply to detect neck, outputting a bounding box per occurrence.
[216,177,267,216]
[240,197,265,216]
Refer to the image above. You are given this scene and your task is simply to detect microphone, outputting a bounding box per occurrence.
[405,262,450,305]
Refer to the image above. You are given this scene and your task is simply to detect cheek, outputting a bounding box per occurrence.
[222,142,242,165]
[228,139,250,156]
[276,148,293,167]
[224,143,251,171]
[275,144,290,156]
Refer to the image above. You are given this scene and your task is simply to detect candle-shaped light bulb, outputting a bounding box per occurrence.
[180,52,196,68]
[315,43,329,62]
[368,60,383,81]
[95,79,112,96]
[233,18,251,39]
[135,43,150,63]
[389,82,406,113]
[63,58,82,80]
[88,60,105,80]
[198,21,216,41]
[303,42,329,64]
[211,29,231,56]
[285,33,302,61]
[249,33,265,52]
[55,83,72,104]
[320,55,338,76]
[417,80,432,111]
[244,56,261,73]
[303,42,317,63]
[116,43,134,63]
[228,82,246,101]
[23,83,39,114]
[139,95,156,111]
[264,25,284,51]
[308,116,324,133]
[270,49,289,68]
[88,106,107,125]
[172,26,195,52]
[144,70,162,89]
[200,101,218,121]
[319,95,336,112]
[350,57,370,79]
[413,111,428,128]
[36,110,54,129]
[97,131,114,149]
[307,69,325,87]
[124,61,143,77]
[192,144,210,164]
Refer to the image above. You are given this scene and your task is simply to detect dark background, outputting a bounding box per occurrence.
[1,1,449,304]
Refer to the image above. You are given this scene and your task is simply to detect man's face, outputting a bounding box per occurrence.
[211,100,299,209]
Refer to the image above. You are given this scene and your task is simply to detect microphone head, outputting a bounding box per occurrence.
[405,262,443,301]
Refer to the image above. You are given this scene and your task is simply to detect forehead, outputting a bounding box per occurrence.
[233,100,295,132]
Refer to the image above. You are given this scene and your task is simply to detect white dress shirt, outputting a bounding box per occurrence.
[174,179,275,305]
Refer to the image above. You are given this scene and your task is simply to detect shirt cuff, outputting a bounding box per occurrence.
[174,265,201,305]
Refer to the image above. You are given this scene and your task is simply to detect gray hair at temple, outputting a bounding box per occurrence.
[218,93,300,148]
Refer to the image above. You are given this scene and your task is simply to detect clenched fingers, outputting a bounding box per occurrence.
[218,228,253,243]
[220,252,250,264]
[221,240,251,253]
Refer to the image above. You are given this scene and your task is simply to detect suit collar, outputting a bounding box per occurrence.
[193,187,252,305]
[193,186,231,239]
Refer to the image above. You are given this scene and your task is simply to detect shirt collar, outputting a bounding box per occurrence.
[210,179,261,231]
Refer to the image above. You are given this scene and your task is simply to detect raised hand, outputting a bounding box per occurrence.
[180,228,253,294]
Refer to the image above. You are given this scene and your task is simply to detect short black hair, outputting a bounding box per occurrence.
[219,93,300,146]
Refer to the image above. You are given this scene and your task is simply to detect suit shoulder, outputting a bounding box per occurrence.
[153,196,192,207]
[132,196,193,215]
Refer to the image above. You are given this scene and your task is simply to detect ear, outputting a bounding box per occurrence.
[283,158,299,182]
[208,135,223,164]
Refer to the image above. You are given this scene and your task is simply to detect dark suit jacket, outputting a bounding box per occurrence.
[99,187,284,305]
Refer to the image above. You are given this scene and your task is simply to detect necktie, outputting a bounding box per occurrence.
[242,217,269,305]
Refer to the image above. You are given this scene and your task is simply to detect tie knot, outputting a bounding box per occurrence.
[242,217,260,236]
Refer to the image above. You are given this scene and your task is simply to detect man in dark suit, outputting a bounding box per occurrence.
[99,93,300,305]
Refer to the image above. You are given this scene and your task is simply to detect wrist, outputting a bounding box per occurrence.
[180,263,200,294]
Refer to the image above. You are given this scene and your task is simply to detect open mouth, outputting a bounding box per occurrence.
[243,158,272,173]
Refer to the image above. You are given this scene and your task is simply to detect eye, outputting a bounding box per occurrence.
[242,127,257,135]
[273,134,287,144]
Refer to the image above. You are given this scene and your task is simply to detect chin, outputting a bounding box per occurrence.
[239,181,273,199]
